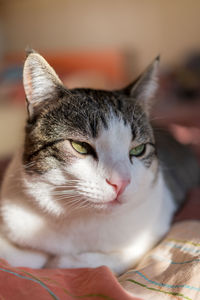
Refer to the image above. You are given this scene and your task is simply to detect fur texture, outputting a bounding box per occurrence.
[0,52,198,275]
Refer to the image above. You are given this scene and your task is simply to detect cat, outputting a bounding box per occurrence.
[0,50,199,275]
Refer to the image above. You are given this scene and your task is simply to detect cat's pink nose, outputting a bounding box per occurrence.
[106,178,130,196]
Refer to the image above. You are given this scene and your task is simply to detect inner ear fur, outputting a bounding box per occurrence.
[23,51,63,117]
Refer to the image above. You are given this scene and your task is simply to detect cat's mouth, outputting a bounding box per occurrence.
[91,197,123,211]
[108,197,122,205]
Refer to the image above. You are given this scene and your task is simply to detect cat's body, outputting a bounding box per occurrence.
[0,52,199,274]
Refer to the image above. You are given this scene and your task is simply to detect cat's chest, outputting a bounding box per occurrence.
[4,193,168,256]
[3,172,175,257]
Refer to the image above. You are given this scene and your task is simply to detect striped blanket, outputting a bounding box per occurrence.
[120,220,200,300]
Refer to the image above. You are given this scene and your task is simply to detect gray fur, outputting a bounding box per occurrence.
[154,128,200,206]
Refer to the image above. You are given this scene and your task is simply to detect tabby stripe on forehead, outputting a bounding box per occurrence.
[27,139,64,161]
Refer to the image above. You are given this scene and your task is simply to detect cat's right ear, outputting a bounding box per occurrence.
[122,56,160,116]
[23,50,63,117]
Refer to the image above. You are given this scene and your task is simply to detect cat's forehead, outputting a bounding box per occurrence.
[60,88,153,142]
[28,88,153,144]
[95,116,132,153]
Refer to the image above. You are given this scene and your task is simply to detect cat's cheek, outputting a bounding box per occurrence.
[42,168,67,186]
[126,159,153,194]
[67,157,97,181]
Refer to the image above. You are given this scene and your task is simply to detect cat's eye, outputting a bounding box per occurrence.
[70,140,97,157]
[129,144,146,157]
[71,141,88,154]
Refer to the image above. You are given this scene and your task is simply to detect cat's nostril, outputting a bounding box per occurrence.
[106,178,130,196]
[106,179,118,192]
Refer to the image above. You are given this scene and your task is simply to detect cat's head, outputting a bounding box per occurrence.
[22,50,160,215]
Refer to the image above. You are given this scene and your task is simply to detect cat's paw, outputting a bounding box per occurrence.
[45,254,82,269]
[45,252,128,275]
[0,235,48,268]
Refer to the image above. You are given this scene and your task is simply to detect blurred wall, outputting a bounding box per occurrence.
[1,0,200,70]
[0,2,4,64]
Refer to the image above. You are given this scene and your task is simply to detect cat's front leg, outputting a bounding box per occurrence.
[0,235,48,268]
[46,252,129,275]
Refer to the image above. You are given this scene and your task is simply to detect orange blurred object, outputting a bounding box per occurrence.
[5,50,128,90]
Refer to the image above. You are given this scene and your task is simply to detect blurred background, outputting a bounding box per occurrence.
[0,0,200,161]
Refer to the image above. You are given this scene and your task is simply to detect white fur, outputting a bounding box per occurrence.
[0,117,176,274]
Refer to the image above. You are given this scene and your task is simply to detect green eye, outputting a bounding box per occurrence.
[71,141,88,154]
[129,144,145,157]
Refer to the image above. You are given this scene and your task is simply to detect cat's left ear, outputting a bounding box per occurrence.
[23,50,64,117]
[124,56,160,115]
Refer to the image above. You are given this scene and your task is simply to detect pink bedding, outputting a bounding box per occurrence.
[0,259,140,300]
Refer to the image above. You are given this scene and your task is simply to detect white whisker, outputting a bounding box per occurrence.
[51,190,77,195]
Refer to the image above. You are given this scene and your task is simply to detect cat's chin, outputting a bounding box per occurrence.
[91,197,123,213]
